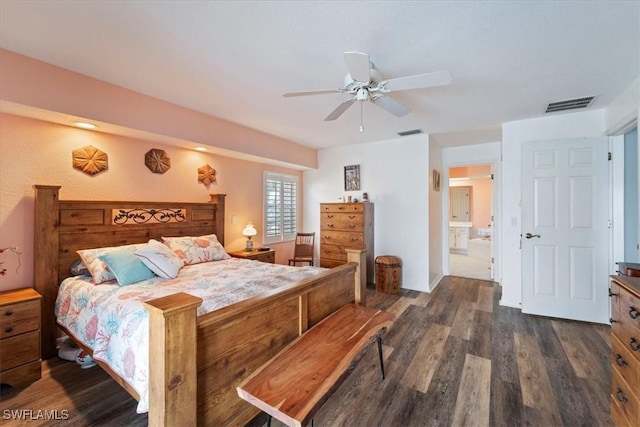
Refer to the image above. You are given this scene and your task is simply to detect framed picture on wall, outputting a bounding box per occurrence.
[344,165,360,191]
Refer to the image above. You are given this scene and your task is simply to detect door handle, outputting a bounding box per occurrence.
[525,233,541,239]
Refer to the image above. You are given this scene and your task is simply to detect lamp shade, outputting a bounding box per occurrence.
[242,223,257,238]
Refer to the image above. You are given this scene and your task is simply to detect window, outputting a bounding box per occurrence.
[264,171,298,244]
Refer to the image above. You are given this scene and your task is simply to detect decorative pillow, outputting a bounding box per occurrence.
[98,246,156,286]
[70,259,90,276]
[77,243,145,284]
[135,239,184,279]
[162,234,230,265]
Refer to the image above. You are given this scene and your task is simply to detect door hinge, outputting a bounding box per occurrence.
[608,152,612,161]
[491,173,494,180]
[491,257,494,264]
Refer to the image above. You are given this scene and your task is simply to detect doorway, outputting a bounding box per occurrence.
[448,164,493,281]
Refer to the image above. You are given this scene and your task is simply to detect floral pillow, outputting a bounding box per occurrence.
[162,234,230,266]
[77,243,146,284]
[135,239,184,279]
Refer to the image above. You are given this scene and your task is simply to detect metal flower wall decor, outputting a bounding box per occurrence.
[198,164,217,186]
[0,245,22,276]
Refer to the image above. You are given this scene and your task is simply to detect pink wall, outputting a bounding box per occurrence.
[0,114,302,291]
[0,49,317,169]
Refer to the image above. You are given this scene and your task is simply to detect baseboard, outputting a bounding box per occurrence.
[499,298,521,309]
[429,273,444,292]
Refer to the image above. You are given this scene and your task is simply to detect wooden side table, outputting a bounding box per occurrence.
[0,287,42,386]
[229,249,275,264]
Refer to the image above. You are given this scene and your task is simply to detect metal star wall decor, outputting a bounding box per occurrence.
[145,148,171,174]
[198,164,217,185]
[72,145,108,176]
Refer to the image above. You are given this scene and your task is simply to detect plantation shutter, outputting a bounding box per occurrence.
[264,172,298,244]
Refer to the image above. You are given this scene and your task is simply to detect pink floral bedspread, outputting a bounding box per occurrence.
[55,258,324,413]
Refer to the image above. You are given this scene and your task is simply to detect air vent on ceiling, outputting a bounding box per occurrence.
[397,129,424,136]
[545,96,595,113]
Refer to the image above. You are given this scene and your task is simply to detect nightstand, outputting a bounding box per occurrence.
[229,249,276,264]
[0,288,42,387]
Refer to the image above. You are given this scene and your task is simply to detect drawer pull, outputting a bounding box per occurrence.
[4,310,13,317]
[324,236,331,240]
[349,215,356,219]
[616,353,628,367]
[338,206,345,210]
[608,288,618,297]
[629,306,639,319]
[616,388,629,403]
[351,237,359,242]
[327,224,334,228]
[4,326,13,333]
[327,214,334,218]
[610,317,618,324]
[348,224,356,229]
[630,337,640,352]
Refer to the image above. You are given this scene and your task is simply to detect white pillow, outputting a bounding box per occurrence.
[135,239,184,279]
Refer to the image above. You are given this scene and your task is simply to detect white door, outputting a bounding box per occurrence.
[521,137,609,323]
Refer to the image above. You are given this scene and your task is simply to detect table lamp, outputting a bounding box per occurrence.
[242,222,257,251]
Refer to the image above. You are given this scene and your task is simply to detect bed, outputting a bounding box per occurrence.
[33,185,366,426]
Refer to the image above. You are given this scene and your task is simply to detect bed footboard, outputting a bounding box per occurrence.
[144,260,362,427]
[144,292,202,427]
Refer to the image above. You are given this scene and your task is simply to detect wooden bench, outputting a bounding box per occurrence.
[237,303,395,427]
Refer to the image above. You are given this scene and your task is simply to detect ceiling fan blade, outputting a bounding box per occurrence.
[324,98,356,121]
[371,95,411,117]
[283,89,344,97]
[380,70,452,92]
[344,51,371,83]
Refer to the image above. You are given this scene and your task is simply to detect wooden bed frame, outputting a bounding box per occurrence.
[33,185,366,426]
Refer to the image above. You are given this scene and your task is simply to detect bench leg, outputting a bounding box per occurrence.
[377,336,385,380]
[267,414,271,427]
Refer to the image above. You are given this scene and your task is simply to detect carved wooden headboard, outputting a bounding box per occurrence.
[33,185,226,359]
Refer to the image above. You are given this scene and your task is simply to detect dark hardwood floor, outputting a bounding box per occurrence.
[0,276,612,426]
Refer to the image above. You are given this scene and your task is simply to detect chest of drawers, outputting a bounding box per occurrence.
[610,276,640,426]
[319,202,374,284]
[0,287,42,387]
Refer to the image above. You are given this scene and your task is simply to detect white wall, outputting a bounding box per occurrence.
[303,134,431,292]
[605,77,639,134]
[443,142,502,283]
[501,109,607,307]
[428,141,443,290]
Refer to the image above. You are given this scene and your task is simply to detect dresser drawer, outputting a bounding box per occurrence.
[619,289,640,331]
[613,317,640,363]
[320,244,348,262]
[613,334,640,393]
[320,213,364,231]
[320,231,365,249]
[611,281,622,317]
[0,330,40,369]
[611,367,639,426]
[0,299,40,339]
[320,203,364,213]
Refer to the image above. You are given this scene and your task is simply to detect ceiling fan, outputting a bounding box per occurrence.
[283,51,452,132]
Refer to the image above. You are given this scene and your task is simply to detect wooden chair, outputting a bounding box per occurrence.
[288,232,315,266]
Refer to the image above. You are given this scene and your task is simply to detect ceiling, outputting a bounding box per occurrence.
[0,1,638,150]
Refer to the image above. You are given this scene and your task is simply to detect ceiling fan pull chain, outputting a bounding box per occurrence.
[360,102,364,133]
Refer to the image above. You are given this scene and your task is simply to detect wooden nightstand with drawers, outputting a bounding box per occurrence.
[0,288,42,387]
[229,249,276,264]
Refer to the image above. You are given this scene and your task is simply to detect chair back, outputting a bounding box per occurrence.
[294,232,315,259]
